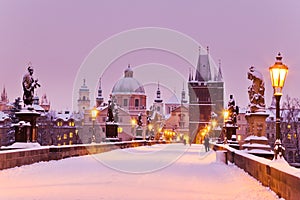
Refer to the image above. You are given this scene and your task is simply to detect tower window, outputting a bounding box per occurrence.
[83,96,86,101]
[124,99,128,106]
[135,99,139,107]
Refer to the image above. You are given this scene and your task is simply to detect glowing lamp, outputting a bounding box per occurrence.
[269,53,288,96]
[91,107,98,120]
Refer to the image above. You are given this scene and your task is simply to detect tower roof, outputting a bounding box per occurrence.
[79,79,89,91]
[194,47,221,82]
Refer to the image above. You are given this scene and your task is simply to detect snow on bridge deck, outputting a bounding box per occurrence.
[0,144,278,200]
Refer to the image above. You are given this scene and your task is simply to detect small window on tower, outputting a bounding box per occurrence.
[135,99,139,107]
[157,107,160,111]
[124,99,128,106]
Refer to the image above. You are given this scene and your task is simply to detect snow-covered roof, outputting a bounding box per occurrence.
[55,111,74,121]
[242,143,271,148]
[32,104,45,112]
[0,111,10,122]
[244,135,268,141]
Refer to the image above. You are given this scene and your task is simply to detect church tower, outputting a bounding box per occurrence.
[40,94,50,112]
[153,82,164,114]
[181,84,187,104]
[188,47,224,143]
[0,86,9,111]
[96,78,104,107]
[77,79,91,113]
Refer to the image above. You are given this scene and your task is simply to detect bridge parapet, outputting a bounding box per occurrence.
[213,143,300,200]
[0,140,168,171]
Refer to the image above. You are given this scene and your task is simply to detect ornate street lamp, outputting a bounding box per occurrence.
[269,53,288,159]
[91,107,98,143]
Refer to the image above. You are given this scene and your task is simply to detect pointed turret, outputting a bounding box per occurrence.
[181,83,187,104]
[96,77,104,107]
[154,82,163,103]
[195,46,211,82]
[216,59,223,81]
[1,86,8,103]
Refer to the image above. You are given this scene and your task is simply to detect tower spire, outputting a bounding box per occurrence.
[216,59,223,81]
[96,77,104,107]
[154,81,163,103]
[181,82,187,104]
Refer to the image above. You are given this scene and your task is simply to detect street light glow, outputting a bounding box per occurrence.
[91,107,98,120]
[269,53,288,96]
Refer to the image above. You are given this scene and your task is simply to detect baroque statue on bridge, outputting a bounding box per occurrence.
[22,63,40,106]
[247,66,266,113]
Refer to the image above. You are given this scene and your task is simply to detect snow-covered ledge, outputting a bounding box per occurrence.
[213,142,300,200]
[0,140,167,170]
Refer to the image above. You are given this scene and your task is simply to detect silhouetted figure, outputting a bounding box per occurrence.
[204,135,210,152]
[22,64,40,106]
[107,99,114,122]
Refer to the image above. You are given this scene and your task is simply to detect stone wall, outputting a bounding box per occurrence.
[213,143,300,200]
[0,141,165,170]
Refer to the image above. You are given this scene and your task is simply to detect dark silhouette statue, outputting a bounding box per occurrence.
[107,99,114,122]
[22,64,40,106]
[227,94,239,125]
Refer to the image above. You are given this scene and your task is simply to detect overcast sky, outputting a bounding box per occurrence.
[0,0,299,111]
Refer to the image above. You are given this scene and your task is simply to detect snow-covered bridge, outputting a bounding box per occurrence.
[0,144,278,200]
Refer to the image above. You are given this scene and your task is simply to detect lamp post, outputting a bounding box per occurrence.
[269,53,288,159]
[91,107,98,143]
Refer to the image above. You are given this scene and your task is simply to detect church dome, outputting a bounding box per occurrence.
[112,65,145,95]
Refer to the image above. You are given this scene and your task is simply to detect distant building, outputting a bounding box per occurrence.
[111,65,147,121]
[0,112,13,145]
[77,79,91,113]
[188,48,224,143]
[0,86,9,112]
[236,107,248,142]
[40,94,50,112]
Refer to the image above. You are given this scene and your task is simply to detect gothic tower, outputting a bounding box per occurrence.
[188,47,224,143]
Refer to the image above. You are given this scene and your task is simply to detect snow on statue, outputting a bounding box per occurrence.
[247,66,266,113]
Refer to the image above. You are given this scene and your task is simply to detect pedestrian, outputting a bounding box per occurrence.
[204,135,210,152]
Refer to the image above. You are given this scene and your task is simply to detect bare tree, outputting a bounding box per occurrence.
[282,95,300,162]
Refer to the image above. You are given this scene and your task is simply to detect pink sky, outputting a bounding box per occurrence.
[0,0,299,111]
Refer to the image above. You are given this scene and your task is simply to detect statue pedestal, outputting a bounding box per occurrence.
[223,123,239,149]
[244,112,273,159]
[105,123,119,142]
[15,108,40,143]
[134,127,143,140]
[245,112,269,137]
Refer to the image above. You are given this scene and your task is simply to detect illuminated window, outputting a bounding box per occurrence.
[287,134,291,140]
[69,132,73,138]
[57,135,61,141]
[57,121,63,126]
[69,141,72,145]
[63,142,66,145]
[69,121,75,126]
[63,134,67,140]
[294,133,297,139]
